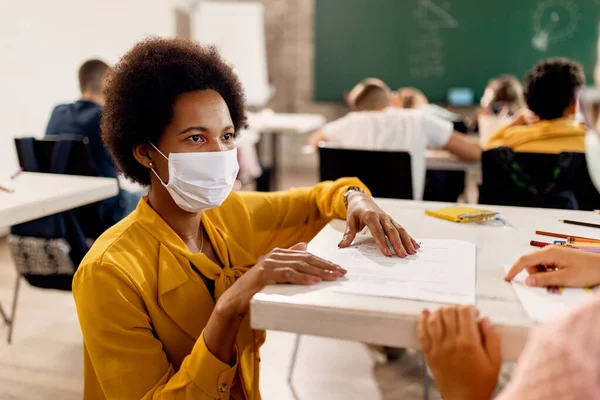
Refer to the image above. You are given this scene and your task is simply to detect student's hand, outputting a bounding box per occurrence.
[419,307,501,400]
[508,108,539,127]
[504,245,600,287]
[216,243,346,319]
[339,192,419,257]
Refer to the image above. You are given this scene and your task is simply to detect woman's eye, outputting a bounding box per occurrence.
[189,134,202,142]
[223,133,234,141]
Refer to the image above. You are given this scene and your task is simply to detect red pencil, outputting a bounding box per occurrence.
[530,240,551,248]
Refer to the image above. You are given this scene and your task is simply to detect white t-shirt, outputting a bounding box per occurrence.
[322,107,453,200]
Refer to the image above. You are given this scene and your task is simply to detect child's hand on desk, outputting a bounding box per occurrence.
[418,306,501,400]
[505,246,600,287]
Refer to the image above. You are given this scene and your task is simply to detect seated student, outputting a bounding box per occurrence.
[393,87,470,202]
[46,59,142,224]
[46,59,113,178]
[477,75,526,145]
[394,87,468,133]
[308,78,481,200]
[72,37,419,400]
[485,58,586,153]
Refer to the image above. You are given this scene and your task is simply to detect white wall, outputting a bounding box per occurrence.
[0,0,175,177]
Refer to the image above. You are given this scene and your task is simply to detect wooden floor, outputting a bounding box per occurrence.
[0,168,504,399]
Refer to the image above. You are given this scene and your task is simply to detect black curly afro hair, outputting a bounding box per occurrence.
[101,36,247,186]
[524,57,585,121]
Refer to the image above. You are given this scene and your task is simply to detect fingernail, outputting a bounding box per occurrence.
[311,277,322,284]
[337,267,348,274]
[481,317,491,328]
[385,248,392,257]
[526,276,536,286]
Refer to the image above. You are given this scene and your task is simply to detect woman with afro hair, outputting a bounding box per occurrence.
[72,37,417,399]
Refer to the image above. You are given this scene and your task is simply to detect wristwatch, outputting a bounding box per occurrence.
[343,186,368,208]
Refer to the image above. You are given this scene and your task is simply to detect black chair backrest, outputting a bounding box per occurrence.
[14,135,111,239]
[479,147,599,210]
[573,158,600,211]
[14,135,98,176]
[319,145,413,199]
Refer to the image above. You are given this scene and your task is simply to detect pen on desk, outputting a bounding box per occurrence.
[530,240,551,248]
[0,185,14,193]
[10,168,23,180]
[559,219,600,229]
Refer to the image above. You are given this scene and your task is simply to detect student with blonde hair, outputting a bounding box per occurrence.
[309,78,481,200]
[477,75,527,144]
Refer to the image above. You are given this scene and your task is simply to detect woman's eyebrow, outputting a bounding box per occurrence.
[222,125,234,132]
[179,126,208,135]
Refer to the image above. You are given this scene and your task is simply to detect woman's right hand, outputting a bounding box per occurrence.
[216,243,346,319]
[504,245,600,288]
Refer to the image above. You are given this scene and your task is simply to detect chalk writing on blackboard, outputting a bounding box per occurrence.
[531,0,581,52]
[409,0,457,79]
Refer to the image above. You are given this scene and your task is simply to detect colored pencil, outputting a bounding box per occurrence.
[530,240,551,248]
[560,219,600,229]
[535,230,600,242]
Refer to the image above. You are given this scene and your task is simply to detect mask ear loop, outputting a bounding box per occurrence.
[148,142,169,187]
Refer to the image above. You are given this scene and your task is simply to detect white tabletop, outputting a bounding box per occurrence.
[251,199,600,361]
[247,111,326,135]
[0,172,119,227]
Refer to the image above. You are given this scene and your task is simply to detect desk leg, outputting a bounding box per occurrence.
[3,275,21,344]
[287,334,301,400]
[0,301,9,324]
[271,132,281,191]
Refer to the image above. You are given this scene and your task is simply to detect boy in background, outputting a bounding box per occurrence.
[485,58,586,153]
[309,78,481,200]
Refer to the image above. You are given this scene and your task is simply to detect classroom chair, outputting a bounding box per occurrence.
[479,147,599,210]
[318,144,413,199]
[5,135,120,343]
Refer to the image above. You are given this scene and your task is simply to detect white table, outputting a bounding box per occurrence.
[248,112,326,189]
[251,199,600,362]
[0,172,119,343]
[1,173,119,227]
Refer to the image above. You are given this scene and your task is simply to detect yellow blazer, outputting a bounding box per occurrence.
[73,178,367,399]
[484,118,586,153]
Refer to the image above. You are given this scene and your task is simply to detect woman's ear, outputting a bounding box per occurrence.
[133,143,153,169]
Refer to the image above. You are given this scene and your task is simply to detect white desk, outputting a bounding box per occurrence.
[251,199,600,361]
[0,172,119,343]
[0,172,119,227]
[248,112,326,189]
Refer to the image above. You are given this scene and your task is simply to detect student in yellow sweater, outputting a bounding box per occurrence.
[485,58,586,153]
[72,38,418,400]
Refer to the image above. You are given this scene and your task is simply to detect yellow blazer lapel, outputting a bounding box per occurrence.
[157,244,214,341]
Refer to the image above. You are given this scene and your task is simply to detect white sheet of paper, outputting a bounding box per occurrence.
[503,265,595,323]
[312,238,476,305]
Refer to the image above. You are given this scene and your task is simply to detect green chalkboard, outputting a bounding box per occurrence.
[314,0,600,102]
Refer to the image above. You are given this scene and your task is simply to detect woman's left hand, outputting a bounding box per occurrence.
[339,192,419,257]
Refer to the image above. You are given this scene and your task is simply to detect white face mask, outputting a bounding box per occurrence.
[150,143,239,213]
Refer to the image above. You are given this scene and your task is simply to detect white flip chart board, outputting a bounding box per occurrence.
[192,2,270,107]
